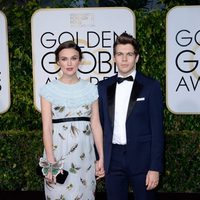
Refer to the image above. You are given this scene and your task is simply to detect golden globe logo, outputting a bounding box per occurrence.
[31,8,135,111]
[39,31,119,83]
[166,6,200,114]
[175,30,200,92]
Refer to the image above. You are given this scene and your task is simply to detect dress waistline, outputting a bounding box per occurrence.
[52,117,90,123]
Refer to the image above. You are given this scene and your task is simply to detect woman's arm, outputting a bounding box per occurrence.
[90,100,104,178]
[41,96,55,163]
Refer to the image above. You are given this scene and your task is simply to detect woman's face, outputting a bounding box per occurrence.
[57,48,81,77]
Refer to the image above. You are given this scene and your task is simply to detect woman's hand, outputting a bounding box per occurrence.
[95,159,105,180]
[45,171,56,184]
[44,160,58,184]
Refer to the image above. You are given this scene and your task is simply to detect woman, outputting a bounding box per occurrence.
[39,40,104,200]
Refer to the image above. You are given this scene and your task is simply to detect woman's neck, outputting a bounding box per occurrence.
[59,75,79,84]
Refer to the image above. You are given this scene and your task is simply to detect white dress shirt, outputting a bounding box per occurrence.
[112,70,136,145]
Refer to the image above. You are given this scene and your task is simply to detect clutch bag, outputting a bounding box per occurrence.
[36,158,68,184]
[36,165,68,184]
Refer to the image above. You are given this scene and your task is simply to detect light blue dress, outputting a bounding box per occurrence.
[39,79,98,200]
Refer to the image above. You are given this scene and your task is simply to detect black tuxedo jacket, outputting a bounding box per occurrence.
[98,71,164,175]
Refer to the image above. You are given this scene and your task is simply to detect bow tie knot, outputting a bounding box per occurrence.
[117,76,133,84]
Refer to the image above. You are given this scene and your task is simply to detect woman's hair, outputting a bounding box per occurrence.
[55,40,83,62]
[113,32,140,55]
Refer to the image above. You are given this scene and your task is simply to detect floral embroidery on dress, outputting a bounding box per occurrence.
[69,163,81,173]
[54,106,65,112]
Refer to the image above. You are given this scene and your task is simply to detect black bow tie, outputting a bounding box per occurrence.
[117,76,134,84]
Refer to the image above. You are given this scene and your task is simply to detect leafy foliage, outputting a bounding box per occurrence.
[0,0,200,132]
[99,0,148,9]
[135,9,200,132]
[0,1,42,130]
[1,130,199,192]
[160,131,200,192]
[0,0,85,131]
[0,130,43,190]
[159,0,200,8]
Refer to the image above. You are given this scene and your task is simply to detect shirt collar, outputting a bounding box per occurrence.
[118,69,136,80]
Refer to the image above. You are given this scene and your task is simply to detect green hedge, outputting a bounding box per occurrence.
[0,131,43,191]
[0,130,200,192]
[161,131,200,192]
[0,1,200,132]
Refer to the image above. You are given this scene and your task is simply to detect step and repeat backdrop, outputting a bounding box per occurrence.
[0,11,10,114]
[31,7,136,111]
[0,6,200,114]
[166,6,200,114]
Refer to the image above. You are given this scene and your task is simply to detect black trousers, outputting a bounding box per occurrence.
[105,144,156,200]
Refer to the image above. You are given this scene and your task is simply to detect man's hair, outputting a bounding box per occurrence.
[113,32,139,55]
[55,40,83,62]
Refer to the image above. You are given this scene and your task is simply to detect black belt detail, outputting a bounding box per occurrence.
[52,117,90,123]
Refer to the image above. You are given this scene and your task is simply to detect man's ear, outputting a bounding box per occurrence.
[136,54,140,63]
[113,56,116,63]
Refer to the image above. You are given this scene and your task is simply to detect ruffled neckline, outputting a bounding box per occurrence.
[56,78,82,88]
[39,79,98,108]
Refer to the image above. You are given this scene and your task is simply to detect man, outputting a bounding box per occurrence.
[98,32,164,200]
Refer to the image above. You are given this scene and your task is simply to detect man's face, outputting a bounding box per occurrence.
[114,44,139,76]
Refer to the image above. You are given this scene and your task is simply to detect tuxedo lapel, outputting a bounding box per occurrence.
[126,79,143,119]
[107,80,117,127]
[106,73,143,124]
